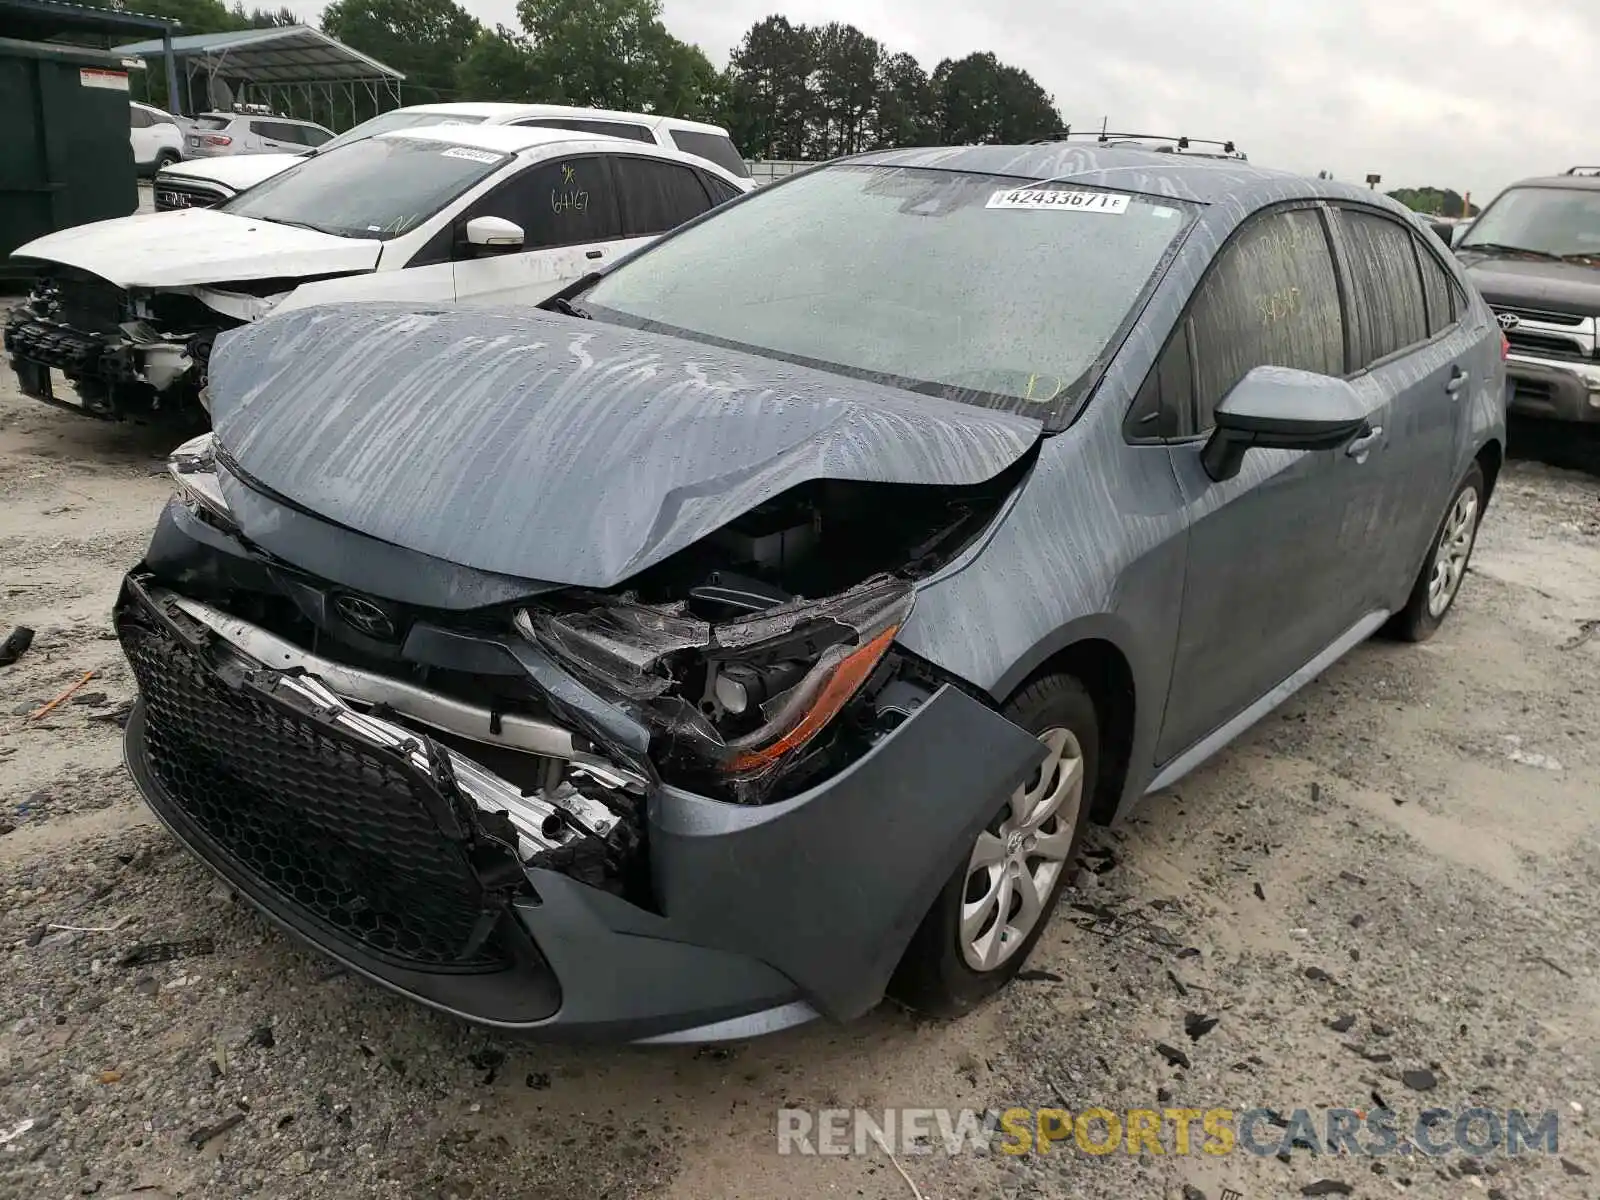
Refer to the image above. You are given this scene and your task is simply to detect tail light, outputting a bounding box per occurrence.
[203,134,232,147]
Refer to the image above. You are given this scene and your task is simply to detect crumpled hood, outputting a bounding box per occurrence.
[1460,254,1600,318]
[208,303,1043,589]
[11,209,381,289]
[158,154,303,192]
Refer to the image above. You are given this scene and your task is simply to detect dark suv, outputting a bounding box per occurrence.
[1456,167,1600,424]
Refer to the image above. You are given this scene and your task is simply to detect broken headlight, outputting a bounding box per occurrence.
[167,431,232,525]
[514,574,913,796]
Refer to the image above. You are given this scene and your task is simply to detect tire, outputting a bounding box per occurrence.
[888,672,1099,1017]
[154,150,180,173]
[1386,461,1485,643]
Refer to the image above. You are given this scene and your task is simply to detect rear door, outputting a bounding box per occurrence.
[451,154,625,305]
[1326,205,1470,601]
[250,120,293,153]
[1155,205,1387,761]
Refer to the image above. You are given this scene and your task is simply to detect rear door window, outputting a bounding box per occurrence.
[1186,207,1346,430]
[612,156,715,236]
[468,155,623,249]
[669,130,750,178]
[294,124,333,147]
[1334,208,1430,368]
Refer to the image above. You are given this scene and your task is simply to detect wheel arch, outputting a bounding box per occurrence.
[995,629,1141,828]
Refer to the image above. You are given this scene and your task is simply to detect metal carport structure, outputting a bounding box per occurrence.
[112,25,403,130]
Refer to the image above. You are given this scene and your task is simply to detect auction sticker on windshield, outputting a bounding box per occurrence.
[986,189,1130,214]
[440,147,504,165]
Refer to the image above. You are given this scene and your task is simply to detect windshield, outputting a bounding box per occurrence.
[195,116,231,131]
[317,110,489,155]
[218,136,508,239]
[581,164,1193,423]
[1460,186,1600,260]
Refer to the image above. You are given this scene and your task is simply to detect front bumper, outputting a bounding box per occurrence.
[5,312,194,419]
[115,574,1046,1041]
[1505,352,1600,423]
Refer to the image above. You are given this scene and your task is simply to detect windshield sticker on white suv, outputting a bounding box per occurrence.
[986,189,1130,214]
[440,147,503,164]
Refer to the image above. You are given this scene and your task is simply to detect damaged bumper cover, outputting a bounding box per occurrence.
[116,573,1046,1039]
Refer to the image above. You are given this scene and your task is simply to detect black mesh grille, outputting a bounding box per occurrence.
[118,600,513,972]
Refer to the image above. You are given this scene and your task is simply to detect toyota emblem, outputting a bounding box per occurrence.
[333,593,396,639]
[1496,311,1520,331]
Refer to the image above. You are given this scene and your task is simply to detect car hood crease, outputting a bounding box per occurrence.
[207,303,1044,588]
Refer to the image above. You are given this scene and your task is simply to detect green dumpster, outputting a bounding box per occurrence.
[0,37,138,281]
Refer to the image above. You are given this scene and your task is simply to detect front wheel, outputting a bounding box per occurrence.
[1387,461,1485,642]
[888,672,1098,1017]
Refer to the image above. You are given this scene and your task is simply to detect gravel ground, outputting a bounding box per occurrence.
[1,364,1598,1200]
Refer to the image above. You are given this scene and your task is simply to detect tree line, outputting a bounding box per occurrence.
[74,0,1066,155]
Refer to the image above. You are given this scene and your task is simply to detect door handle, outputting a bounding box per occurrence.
[585,249,603,259]
[1345,424,1383,460]
[1445,367,1468,395]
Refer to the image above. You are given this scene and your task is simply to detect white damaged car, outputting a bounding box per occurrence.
[4,124,747,421]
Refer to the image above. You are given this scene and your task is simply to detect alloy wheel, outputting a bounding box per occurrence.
[1426,487,1479,619]
[959,726,1084,972]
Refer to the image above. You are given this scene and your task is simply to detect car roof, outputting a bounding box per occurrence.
[389,100,731,136]
[373,122,743,177]
[847,143,1363,207]
[1498,173,1600,191]
[199,111,325,126]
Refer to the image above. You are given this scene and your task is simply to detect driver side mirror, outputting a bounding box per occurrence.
[1201,365,1370,483]
[464,215,524,256]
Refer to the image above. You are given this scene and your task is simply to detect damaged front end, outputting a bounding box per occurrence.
[117,427,1041,1034]
[3,268,269,420]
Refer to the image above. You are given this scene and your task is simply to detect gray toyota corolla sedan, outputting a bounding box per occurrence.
[114,142,1507,1042]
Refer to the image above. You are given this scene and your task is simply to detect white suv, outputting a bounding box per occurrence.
[185,110,334,160]
[153,102,753,211]
[129,101,186,175]
[9,124,750,420]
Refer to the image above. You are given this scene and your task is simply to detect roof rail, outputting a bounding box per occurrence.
[1027,128,1244,157]
[1566,166,1600,176]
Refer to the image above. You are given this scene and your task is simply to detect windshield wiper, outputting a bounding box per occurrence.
[1460,242,1559,260]
[546,297,592,319]
[1559,252,1600,266]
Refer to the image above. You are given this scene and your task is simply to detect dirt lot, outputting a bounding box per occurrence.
[1,366,1598,1200]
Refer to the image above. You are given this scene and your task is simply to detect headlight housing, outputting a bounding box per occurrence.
[516,574,913,798]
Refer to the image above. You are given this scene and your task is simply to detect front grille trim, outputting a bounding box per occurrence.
[117,579,530,974]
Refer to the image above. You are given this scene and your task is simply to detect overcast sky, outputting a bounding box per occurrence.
[282,0,1591,199]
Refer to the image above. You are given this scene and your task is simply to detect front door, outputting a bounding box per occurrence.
[1156,205,1387,762]
[451,155,648,307]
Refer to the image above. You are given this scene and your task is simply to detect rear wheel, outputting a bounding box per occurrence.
[889,673,1098,1016]
[1387,461,1484,642]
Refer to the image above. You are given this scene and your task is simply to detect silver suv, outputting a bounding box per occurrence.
[187,110,334,158]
